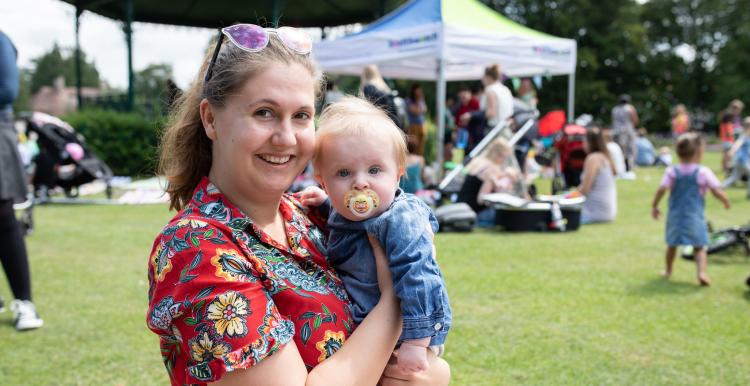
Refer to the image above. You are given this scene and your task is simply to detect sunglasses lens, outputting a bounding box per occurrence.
[278,27,312,54]
[222,24,269,52]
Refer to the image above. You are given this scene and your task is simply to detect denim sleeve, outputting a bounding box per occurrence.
[373,198,447,341]
[0,33,19,107]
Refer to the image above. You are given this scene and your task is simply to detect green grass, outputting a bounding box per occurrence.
[1,152,749,385]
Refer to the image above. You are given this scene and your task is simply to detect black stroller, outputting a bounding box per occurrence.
[20,112,113,200]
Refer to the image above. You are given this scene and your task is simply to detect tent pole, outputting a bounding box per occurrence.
[436,58,446,181]
[567,71,575,122]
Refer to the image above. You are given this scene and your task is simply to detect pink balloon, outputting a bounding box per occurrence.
[65,143,85,161]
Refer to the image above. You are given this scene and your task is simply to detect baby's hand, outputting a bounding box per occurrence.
[298,186,327,208]
[396,342,430,375]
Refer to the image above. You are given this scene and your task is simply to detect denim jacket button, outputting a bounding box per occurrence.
[434,323,442,331]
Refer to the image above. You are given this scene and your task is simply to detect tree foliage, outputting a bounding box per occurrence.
[29,44,100,93]
[477,0,749,133]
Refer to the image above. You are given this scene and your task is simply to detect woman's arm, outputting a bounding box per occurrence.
[215,236,401,386]
[578,154,601,195]
[484,89,498,121]
[629,105,640,126]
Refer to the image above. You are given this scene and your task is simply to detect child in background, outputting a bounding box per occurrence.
[720,117,750,198]
[651,133,731,286]
[302,96,451,374]
[655,146,673,166]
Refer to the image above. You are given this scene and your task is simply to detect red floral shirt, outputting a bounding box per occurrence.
[147,178,353,385]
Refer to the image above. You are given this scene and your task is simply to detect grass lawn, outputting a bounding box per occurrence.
[1,151,749,385]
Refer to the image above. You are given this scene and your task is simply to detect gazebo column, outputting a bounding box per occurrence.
[75,3,83,109]
[124,0,134,111]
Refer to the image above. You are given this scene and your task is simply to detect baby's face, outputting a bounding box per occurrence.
[316,133,402,221]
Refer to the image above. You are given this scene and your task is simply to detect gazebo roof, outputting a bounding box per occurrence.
[61,0,404,28]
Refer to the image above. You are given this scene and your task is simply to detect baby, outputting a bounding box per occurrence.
[302,96,451,374]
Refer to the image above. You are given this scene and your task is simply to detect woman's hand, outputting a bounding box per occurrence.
[379,349,451,386]
[369,234,395,296]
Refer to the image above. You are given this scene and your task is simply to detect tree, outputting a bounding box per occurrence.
[481,0,648,125]
[30,44,100,93]
[134,63,178,116]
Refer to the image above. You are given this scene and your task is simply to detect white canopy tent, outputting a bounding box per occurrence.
[314,0,577,172]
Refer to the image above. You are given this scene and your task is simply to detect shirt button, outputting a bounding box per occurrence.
[434,323,442,331]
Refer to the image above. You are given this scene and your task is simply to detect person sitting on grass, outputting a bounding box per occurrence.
[457,137,519,227]
[578,127,618,224]
[651,132,731,286]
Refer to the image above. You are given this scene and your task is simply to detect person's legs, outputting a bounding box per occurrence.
[0,200,31,301]
[0,199,42,330]
[476,207,496,227]
[693,246,710,286]
[742,164,750,198]
[720,166,740,189]
[663,245,677,278]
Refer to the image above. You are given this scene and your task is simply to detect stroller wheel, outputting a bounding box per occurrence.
[64,187,79,198]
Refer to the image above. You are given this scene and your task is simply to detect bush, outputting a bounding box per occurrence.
[62,109,163,177]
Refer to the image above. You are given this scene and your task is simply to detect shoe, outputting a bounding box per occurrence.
[10,300,44,331]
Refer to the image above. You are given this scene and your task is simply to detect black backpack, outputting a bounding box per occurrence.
[363,85,404,131]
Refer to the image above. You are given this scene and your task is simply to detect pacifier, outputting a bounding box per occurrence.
[344,189,380,218]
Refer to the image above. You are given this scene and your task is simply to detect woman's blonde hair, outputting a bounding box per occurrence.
[360,64,391,93]
[484,63,502,81]
[313,96,406,173]
[465,137,511,175]
[158,31,323,210]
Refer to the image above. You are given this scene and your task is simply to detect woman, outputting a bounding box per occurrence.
[360,64,401,129]
[400,136,426,194]
[578,127,618,224]
[0,30,43,331]
[611,94,639,171]
[670,104,690,138]
[457,137,517,226]
[459,64,513,151]
[147,24,449,385]
[406,83,428,156]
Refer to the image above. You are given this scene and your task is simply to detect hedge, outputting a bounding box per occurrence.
[63,109,163,177]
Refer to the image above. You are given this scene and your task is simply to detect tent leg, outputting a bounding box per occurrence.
[567,72,575,122]
[436,58,446,181]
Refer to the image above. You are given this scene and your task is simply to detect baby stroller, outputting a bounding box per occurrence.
[534,111,587,193]
[19,112,113,200]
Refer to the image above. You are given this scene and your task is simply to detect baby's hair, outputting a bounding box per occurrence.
[675,132,703,161]
[314,95,407,172]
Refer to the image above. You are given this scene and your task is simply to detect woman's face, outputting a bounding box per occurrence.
[202,62,316,199]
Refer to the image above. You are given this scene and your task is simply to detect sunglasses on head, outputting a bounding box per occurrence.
[204,24,313,83]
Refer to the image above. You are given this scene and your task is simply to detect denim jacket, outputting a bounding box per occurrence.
[326,189,451,345]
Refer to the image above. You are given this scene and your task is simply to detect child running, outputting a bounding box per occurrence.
[651,132,731,286]
[720,117,750,198]
[302,96,451,374]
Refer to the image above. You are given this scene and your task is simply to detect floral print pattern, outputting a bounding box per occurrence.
[147,177,353,385]
[206,291,250,337]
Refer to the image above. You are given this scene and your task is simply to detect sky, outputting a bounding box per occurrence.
[0,0,216,90]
